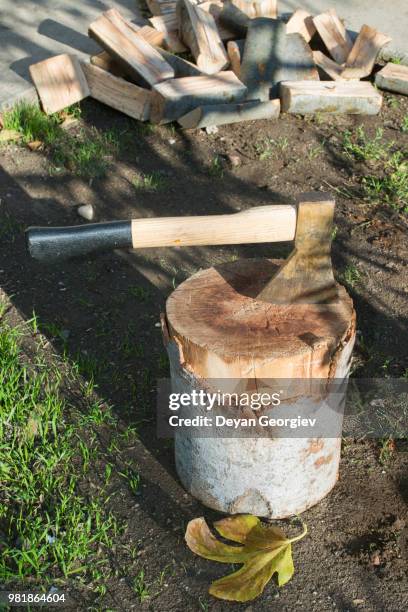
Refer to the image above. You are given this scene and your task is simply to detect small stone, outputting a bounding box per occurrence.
[371,552,381,566]
[77,204,95,221]
[205,125,218,135]
[227,154,241,167]
[353,599,365,605]
[168,138,176,145]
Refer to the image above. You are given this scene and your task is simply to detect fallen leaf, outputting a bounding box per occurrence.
[27,140,44,151]
[0,129,22,143]
[185,515,307,602]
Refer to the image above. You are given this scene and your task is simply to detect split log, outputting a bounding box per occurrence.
[150,71,247,123]
[199,1,236,41]
[218,2,249,37]
[341,25,391,79]
[164,257,356,517]
[231,0,277,18]
[375,62,408,95]
[149,15,187,53]
[90,51,125,77]
[88,14,174,86]
[29,54,90,114]
[313,9,353,64]
[227,39,245,77]
[240,19,318,100]
[281,80,383,115]
[313,51,345,81]
[146,0,177,16]
[103,8,165,47]
[286,9,316,43]
[177,0,229,74]
[81,62,151,121]
[177,98,280,128]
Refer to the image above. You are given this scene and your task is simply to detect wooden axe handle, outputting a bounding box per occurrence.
[26,205,297,262]
[131,205,296,248]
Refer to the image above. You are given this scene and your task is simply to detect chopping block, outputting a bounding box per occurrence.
[26,191,356,518]
[161,192,355,518]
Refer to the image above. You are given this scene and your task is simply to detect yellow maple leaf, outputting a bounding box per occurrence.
[185,514,307,602]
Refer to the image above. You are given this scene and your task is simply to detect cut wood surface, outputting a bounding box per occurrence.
[240,20,318,100]
[88,13,174,86]
[227,39,245,77]
[103,8,164,47]
[149,15,187,53]
[81,62,151,121]
[313,9,353,64]
[90,51,125,77]
[151,71,247,123]
[131,204,296,248]
[177,0,229,74]
[281,80,383,115]
[178,98,280,128]
[375,62,408,95]
[165,257,355,378]
[231,0,277,18]
[341,25,391,79]
[313,50,345,81]
[29,54,90,114]
[286,9,316,43]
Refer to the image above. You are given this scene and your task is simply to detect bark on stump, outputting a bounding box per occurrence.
[163,258,356,518]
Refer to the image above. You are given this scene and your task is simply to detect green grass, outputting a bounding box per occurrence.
[0,320,118,584]
[256,136,289,160]
[401,115,408,133]
[343,126,408,211]
[2,102,61,144]
[362,151,408,210]
[343,127,392,162]
[208,155,224,178]
[52,128,119,178]
[133,569,150,603]
[1,102,119,179]
[341,264,361,288]
[132,172,167,191]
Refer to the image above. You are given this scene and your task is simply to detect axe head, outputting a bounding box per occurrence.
[257,192,337,304]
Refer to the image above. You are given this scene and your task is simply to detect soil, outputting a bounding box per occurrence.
[0,91,407,611]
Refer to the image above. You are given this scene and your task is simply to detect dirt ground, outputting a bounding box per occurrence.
[0,91,407,611]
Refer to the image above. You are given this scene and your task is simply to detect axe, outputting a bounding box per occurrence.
[26,191,337,304]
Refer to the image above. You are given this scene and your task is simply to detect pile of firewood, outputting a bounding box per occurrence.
[28,1,408,129]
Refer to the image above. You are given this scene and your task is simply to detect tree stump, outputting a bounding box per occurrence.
[163,259,356,518]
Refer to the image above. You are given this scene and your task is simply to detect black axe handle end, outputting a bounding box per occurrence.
[26,221,132,263]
